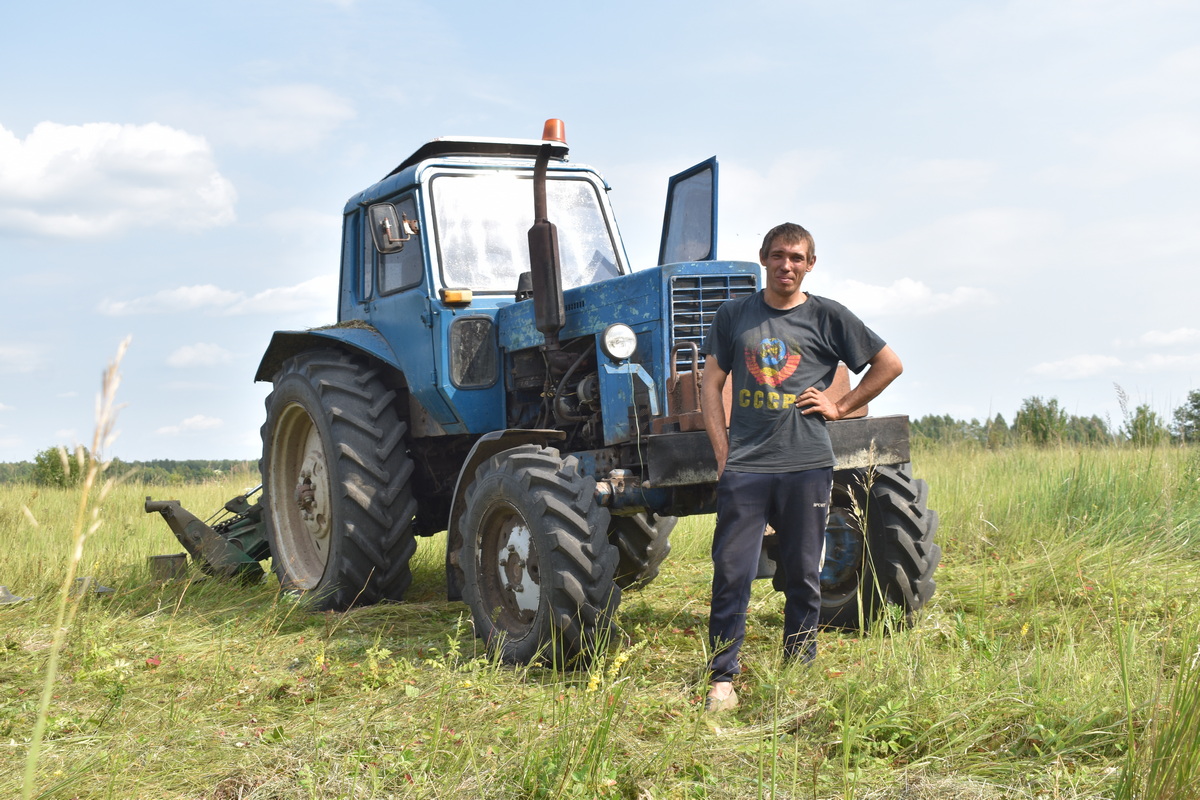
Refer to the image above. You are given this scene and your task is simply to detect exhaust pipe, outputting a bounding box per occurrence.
[527,119,567,351]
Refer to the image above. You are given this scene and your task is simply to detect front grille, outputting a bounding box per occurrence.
[668,273,757,371]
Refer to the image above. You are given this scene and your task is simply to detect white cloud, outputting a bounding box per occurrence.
[0,403,12,411]
[227,275,335,315]
[99,275,336,317]
[1139,328,1200,347]
[99,284,243,316]
[821,277,991,318]
[1031,354,1124,379]
[194,85,355,153]
[156,415,223,436]
[0,344,43,373]
[166,343,234,368]
[0,121,236,237]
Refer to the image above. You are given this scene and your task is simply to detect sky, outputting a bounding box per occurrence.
[1,0,1198,462]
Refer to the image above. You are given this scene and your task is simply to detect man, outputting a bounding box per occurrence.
[699,222,902,712]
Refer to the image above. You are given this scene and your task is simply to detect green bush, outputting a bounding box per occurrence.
[1122,405,1169,447]
[30,446,90,488]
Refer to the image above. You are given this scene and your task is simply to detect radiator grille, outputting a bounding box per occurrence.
[668,273,757,370]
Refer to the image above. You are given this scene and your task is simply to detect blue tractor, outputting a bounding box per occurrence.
[148,120,939,664]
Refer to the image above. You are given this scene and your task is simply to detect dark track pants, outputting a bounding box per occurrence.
[708,467,833,682]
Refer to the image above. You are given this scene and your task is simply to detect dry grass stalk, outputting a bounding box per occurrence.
[21,336,129,800]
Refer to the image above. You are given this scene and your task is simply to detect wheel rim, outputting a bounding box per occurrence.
[268,402,333,589]
[476,502,542,635]
[821,504,864,604]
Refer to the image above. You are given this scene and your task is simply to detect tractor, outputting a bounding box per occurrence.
[147,119,940,664]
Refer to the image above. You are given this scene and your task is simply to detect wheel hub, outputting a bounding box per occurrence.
[296,426,331,543]
[822,506,863,595]
[296,479,316,513]
[496,521,540,614]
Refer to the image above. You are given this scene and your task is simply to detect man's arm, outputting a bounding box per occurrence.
[798,345,903,421]
[700,355,730,478]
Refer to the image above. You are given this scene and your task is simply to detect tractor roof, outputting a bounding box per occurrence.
[384,136,570,179]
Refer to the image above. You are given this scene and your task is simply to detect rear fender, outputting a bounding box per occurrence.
[256,327,463,434]
[255,327,401,382]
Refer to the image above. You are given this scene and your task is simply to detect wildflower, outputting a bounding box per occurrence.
[605,640,646,684]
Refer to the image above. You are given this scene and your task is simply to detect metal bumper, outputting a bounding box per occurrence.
[644,414,912,487]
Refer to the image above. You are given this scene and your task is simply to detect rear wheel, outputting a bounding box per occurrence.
[610,513,676,590]
[262,350,417,610]
[460,445,619,665]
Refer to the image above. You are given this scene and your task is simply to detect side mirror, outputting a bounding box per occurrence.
[368,203,420,254]
[515,271,534,301]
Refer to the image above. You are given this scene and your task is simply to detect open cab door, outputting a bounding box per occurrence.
[657,157,718,265]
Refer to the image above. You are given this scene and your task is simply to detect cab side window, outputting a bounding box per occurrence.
[377,196,424,295]
[347,211,372,302]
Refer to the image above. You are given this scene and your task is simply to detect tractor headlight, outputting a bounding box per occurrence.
[600,324,637,361]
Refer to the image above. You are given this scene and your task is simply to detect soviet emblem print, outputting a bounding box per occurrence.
[744,337,801,388]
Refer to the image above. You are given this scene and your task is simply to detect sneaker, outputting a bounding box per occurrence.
[704,685,738,713]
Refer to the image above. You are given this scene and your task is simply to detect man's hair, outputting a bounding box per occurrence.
[760,223,815,263]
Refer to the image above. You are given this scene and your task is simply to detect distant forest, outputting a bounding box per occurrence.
[0,455,258,486]
[912,390,1200,449]
[2,390,1196,485]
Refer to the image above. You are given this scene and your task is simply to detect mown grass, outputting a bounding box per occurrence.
[2,443,1198,799]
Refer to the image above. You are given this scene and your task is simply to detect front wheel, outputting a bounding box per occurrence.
[460,445,620,665]
[261,350,417,610]
[816,464,941,629]
[610,512,676,591]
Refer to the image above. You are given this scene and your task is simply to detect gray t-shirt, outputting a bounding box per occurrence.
[702,292,885,473]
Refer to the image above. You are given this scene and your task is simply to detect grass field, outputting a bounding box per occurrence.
[2,444,1198,799]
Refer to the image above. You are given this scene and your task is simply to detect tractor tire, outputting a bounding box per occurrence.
[610,512,676,591]
[261,350,417,611]
[770,464,939,630]
[815,464,940,630]
[460,444,620,666]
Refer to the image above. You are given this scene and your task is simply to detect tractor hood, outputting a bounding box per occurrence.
[496,260,760,354]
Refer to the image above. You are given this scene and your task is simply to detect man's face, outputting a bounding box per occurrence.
[761,238,813,298]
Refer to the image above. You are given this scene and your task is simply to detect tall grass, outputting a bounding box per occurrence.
[1115,625,1200,800]
[2,434,1198,797]
[19,338,129,800]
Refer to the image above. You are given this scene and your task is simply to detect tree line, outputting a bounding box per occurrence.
[3,389,1198,485]
[0,450,258,487]
[913,389,1200,448]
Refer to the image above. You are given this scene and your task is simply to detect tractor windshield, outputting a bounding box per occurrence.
[430,172,622,293]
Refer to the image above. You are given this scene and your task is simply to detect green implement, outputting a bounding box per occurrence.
[144,487,270,581]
